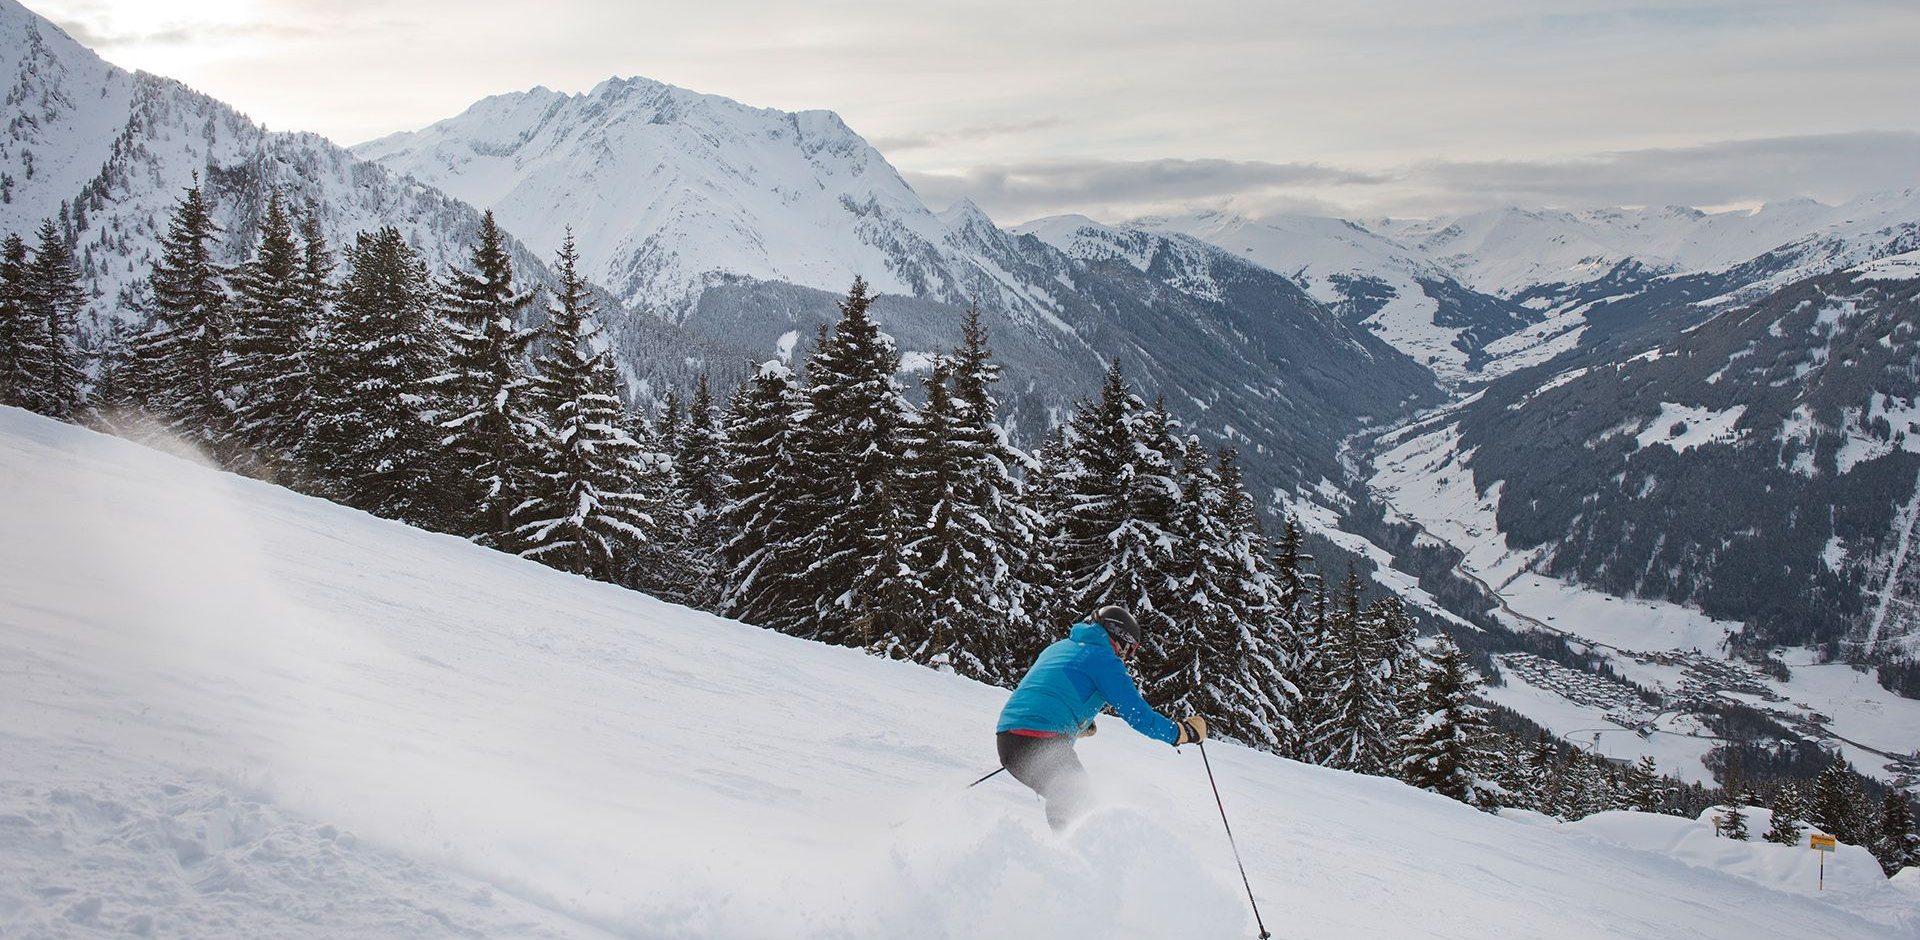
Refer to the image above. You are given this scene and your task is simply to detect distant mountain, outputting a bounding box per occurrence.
[1368,195,1920,302]
[1129,211,1542,385]
[1374,253,1920,659]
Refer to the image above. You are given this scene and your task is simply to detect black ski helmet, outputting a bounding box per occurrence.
[1092,605,1141,646]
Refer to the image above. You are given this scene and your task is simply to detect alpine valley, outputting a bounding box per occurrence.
[4,0,1918,798]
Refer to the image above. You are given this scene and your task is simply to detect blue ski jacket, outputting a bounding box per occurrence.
[996,623,1182,745]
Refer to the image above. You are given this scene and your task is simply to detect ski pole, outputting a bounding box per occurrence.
[1197,740,1271,940]
[967,766,1008,788]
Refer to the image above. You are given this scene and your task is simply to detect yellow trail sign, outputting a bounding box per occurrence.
[1810,834,1837,852]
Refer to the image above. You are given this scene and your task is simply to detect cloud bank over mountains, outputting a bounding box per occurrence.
[910,131,1920,224]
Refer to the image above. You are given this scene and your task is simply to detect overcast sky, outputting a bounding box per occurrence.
[35,0,1920,223]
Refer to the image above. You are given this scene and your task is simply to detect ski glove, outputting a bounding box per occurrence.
[1174,716,1208,745]
[1079,721,1098,738]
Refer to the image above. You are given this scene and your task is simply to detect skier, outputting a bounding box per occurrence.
[995,605,1208,830]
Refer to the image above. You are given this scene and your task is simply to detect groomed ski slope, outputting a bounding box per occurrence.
[1,406,1913,940]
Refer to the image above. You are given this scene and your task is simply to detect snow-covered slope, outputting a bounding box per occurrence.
[5,407,1914,939]
[353,78,1015,323]
[1372,192,1920,303]
[1131,211,1541,384]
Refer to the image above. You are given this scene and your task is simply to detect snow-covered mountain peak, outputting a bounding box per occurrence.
[352,73,953,317]
[1010,214,1157,269]
[937,197,996,231]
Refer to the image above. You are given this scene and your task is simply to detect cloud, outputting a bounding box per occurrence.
[907,158,1387,222]
[870,117,1068,154]
[1400,131,1920,215]
[913,132,1920,223]
[45,16,326,49]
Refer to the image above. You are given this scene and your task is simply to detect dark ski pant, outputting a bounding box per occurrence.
[996,731,1090,831]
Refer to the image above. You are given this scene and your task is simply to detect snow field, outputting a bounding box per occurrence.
[1,406,1914,940]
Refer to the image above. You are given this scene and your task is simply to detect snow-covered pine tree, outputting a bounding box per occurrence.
[1272,514,1319,625]
[1763,785,1806,845]
[896,355,981,671]
[1217,447,1303,751]
[129,179,235,459]
[296,207,337,326]
[789,277,919,648]
[1810,759,1868,845]
[435,211,545,546]
[1289,572,1335,759]
[657,388,683,457]
[305,226,450,527]
[1046,364,1183,690]
[1624,755,1670,813]
[0,233,42,410]
[676,374,727,515]
[945,303,1043,683]
[1307,563,1396,773]
[227,193,314,477]
[1008,424,1071,675]
[86,315,137,432]
[515,230,662,582]
[1396,635,1489,805]
[1371,595,1421,756]
[716,359,810,632]
[1718,793,1750,840]
[20,219,87,420]
[1159,437,1278,748]
[1126,398,1185,676]
[1045,361,1136,626]
[1874,791,1918,876]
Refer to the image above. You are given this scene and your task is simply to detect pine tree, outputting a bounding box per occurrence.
[0,232,40,409]
[716,359,809,631]
[19,219,87,419]
[227,193,314,475]
[1158,438,1290,749]
[789,277,919,648]
[1718,791,1750,840]
[1763,785,1806,846]
[676,374,727,515]
[942,303,1043,682]
[1272,514,1318,625]
[1625,755,1670,813]
[87,315,138,431]
[896,355,980,670]
[1810,759,1868,845]
[305,226,449,526]
[129,179,234,457]
[1873,791,1919,876]
[515,230,662,581]
[657,388,683,457]
[1397,636,1489,805]
[435,211,545,546]
[1308,564,1396,773]
[1044,362,1183,688]
[1218,448,1304,751]
[1010,425,1071,674]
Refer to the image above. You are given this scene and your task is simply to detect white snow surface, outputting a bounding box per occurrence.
[4,405,1914,939]
[1633,402,1748,454]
